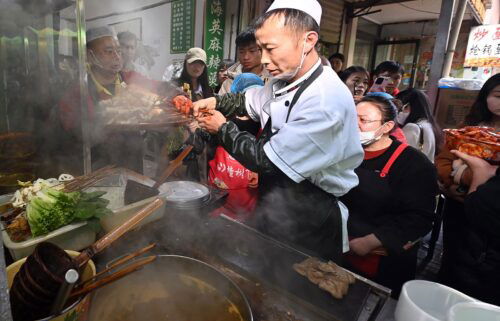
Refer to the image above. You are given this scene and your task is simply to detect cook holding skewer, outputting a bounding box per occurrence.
[177,0,364,261]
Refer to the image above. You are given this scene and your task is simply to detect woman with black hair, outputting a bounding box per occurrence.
[437,73,500,197]
[341,95,438,297]
[174,47,214,101]
[339,66,370,103]
[436,73,500,287]
[396,89,443,162]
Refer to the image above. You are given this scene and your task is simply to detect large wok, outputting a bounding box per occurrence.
[87,255,253,321]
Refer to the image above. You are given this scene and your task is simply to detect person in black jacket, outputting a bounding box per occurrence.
[341,95,438,297]
[443,150,500,305]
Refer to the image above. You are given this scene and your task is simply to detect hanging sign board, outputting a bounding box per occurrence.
[464,24,500,67]
[204,0,225,88]
[170,0,195,54]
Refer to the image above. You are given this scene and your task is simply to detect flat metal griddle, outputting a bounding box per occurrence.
[94,208,390,321]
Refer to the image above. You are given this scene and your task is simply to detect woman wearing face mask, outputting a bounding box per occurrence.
[396,89,443,162]
[174,48,214,102]
[341,95,438,297]
[435,73,500,287]
[339,66,369,103]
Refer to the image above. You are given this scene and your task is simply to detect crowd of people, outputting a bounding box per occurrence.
[60,0,499,304]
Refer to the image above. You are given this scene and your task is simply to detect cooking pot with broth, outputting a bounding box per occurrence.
[87,255,253,321]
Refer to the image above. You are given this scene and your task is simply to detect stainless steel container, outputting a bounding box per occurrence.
[87,255,253,321]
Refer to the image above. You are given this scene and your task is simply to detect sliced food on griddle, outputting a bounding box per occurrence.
[293,257,355,299]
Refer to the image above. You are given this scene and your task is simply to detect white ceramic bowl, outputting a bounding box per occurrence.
[395,280,477,321]
[447,302,500,321]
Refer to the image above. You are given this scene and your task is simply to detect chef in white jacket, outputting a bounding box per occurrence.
[181,0,364,261]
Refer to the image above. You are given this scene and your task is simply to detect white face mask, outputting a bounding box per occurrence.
[273,35,308,81]
[359,124,385,146]
[396,111,409,125]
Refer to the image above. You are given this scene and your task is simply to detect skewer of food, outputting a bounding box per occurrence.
[97,85,191,128]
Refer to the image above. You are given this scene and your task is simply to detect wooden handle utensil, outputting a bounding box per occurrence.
[70,256,157,299]
[75,198,164,268]
[153,145,194,189]
[78,243,156,288]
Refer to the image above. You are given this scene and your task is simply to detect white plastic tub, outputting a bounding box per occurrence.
[1,193,97,260]
[86,168,168,233]
[2,221,97,261]
[395,280,477,321]
[447,302,500,321]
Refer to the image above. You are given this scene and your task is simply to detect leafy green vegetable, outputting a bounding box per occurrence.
[26,187,110,237]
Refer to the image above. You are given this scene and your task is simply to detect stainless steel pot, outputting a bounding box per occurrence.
[87,255,253,321]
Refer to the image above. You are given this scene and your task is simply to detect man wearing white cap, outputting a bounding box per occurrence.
[183,0,364,261]
[59,26,180,172]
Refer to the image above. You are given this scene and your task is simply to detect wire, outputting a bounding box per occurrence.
[398,3,440,15]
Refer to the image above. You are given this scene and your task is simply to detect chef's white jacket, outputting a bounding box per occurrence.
[244,59,364,252]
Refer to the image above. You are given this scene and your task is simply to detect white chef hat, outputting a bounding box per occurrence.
[86,26,117,44]
[266,0,322,26]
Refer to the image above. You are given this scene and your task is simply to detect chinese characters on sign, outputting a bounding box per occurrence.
[464,24,500,68]
[204,0,225,87]
[170,0,195,54]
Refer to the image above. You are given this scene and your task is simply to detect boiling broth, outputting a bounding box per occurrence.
[88,259,245,321]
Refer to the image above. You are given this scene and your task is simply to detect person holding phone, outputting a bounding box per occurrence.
[370,61,404,96]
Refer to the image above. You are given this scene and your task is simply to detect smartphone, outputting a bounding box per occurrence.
[369,76,390,93]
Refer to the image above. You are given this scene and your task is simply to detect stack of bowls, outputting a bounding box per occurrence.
[395,280,476,321]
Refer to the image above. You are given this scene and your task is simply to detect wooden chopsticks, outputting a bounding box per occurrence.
[78,243,156,288]
[70,255,156,299]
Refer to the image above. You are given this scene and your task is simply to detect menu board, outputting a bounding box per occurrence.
[170,0,195,53]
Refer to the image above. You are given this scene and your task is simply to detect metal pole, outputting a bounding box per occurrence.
[76,0,92,174]
[426,0,455,114]
[442,0,468,77]
[0,233,13,321]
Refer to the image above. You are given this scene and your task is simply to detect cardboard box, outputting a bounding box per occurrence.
[435,88,479,129]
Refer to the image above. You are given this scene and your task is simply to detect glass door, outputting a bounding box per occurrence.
[371,40,420,91]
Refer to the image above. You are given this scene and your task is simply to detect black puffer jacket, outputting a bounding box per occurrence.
[444,170,500,305]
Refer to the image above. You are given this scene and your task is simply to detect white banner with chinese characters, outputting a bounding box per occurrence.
[204,0,225,88]
[464,24,500,67]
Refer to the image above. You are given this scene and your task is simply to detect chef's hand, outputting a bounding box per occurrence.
[197,110,226,134]
[187,120,200,133]
[451,150,498,193]
[349,234,382,256]
[192,97,217,117]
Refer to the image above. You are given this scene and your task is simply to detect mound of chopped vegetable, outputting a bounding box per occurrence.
[26,188,112,237]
